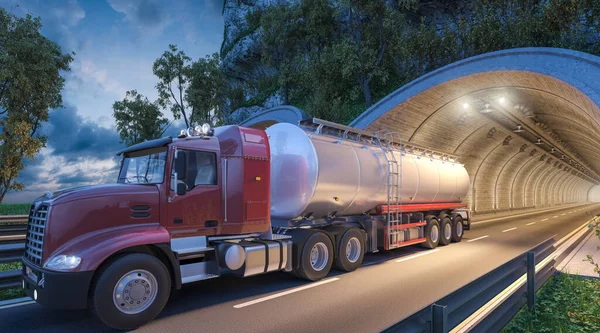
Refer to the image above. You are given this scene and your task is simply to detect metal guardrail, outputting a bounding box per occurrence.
[382,218,594,333]
[0,216,27,291]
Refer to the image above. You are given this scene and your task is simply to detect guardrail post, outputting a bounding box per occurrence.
[432,304,448,333]
[526,251,535,311]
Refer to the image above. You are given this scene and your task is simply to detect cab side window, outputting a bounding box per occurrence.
[180,150,217,189]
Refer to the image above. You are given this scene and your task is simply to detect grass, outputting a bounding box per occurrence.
[0,262,26,301]
[0,203,30,215]
[0,204,29,301]
[502,273,600,333]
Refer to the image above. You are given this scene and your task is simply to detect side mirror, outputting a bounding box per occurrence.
[175,151,187,180]
[177,182,187,196]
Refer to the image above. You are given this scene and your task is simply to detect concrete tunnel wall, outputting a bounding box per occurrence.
[240,48,600,215]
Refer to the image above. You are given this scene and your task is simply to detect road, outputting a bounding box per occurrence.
[1,203,599,333]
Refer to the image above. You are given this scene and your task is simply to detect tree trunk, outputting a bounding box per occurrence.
[360,78,372,107]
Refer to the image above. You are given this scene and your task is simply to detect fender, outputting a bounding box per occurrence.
[46,223,171,272]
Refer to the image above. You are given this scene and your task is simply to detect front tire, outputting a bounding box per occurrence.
[294,232,334,281]
[89,253,171,331]
[438,216,452,246]
[421,216,440,249]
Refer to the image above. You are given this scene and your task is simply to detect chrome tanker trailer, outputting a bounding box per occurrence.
[21,118,471,330]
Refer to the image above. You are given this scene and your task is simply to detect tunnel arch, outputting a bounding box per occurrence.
[348,47,600,214]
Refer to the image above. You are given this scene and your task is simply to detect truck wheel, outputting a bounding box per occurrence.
[451,215,464,242]
[295,232,333,281]
[421,217,440,249]
[333,228,365,272]
[89,253,171,331]
[438,216,452,246]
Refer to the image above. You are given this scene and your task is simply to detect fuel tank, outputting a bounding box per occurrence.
[266,123,470,220]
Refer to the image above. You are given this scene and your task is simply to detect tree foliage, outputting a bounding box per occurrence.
[0,9,73,203]
[112,90,169,147]
[229,0,600,124]
[153,45,226,127]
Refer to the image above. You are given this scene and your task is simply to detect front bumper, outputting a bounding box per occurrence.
[21,259,94,310]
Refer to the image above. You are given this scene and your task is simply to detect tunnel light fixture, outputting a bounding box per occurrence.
[550,147,555,153]
[480,104,494,113]
[561,155,565,160]
[462,103,470,109]
[534,138,543,145]
[513,125,524,133]
[499,97,506,104]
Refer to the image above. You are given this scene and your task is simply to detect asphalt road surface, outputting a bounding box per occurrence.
[1,203,599,333]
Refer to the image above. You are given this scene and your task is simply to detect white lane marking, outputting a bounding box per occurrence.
[233,278,340,308]
[395,249,440,263]
[541,218,549,221]
[502,227,517,233]
[569,211,573,213]
[561,213,566,216]
[0,300,35,310]
[526,222,536,226]
[467,235,489,243]
[553,216,559,218]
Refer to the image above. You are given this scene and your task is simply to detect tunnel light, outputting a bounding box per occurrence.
[513,125,524,133]
[561,155,565,160]
[480,104,494,113]
[534,138,543,145]
[462,103,470,109]
[499,97,506,104]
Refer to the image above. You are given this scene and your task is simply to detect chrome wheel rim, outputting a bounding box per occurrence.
[431,225,439,243]
[310,242,329,271]
[444,222,452,240]
[113,269,158,315]
[456,221,463,237]
[345,237,361,263]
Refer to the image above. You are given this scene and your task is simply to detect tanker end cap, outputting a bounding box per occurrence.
[217,243,246,271]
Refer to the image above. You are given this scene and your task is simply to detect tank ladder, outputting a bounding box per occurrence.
[374,129,403,249]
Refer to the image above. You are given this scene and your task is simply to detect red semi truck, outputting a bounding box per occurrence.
[21,119,471,330]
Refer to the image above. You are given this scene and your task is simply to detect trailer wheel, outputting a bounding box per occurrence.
[89,253,171,331]
[438,216,452,246]
[333,228,365,272]
[421,217,440,249]
[451,215,464,242]
[295,232,334,281]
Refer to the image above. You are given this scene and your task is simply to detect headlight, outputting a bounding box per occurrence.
[44,255,81,271]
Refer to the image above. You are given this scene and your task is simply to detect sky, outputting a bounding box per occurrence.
[1,0,224,203]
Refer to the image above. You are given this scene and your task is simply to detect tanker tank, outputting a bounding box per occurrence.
[266,123,470,220]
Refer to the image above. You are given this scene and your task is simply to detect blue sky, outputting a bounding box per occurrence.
[1,0,224,203]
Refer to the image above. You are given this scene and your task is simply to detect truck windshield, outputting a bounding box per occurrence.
[118,149,167,184]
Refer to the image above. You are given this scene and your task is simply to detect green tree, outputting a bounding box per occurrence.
[112,90,169,146]
[154,45,227,126]
[186,53,227,125]
[153,44,192,128]
[0,9,73,203]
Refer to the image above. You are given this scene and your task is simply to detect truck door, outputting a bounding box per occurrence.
[168,149,222,235]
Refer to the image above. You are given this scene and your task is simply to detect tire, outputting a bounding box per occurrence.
[438,216,452,246]
[421,216,440,249]
[451,214,464,242]
[333,228,365,272]
[89,253,171,331]
[294,232,334,281]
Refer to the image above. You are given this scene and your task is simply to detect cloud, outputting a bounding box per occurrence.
[108,0,170,36]
[43,105,124,162]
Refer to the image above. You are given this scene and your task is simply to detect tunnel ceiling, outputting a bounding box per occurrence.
[363,70,600,182]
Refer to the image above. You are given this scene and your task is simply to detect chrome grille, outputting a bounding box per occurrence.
[24,203,49,266]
